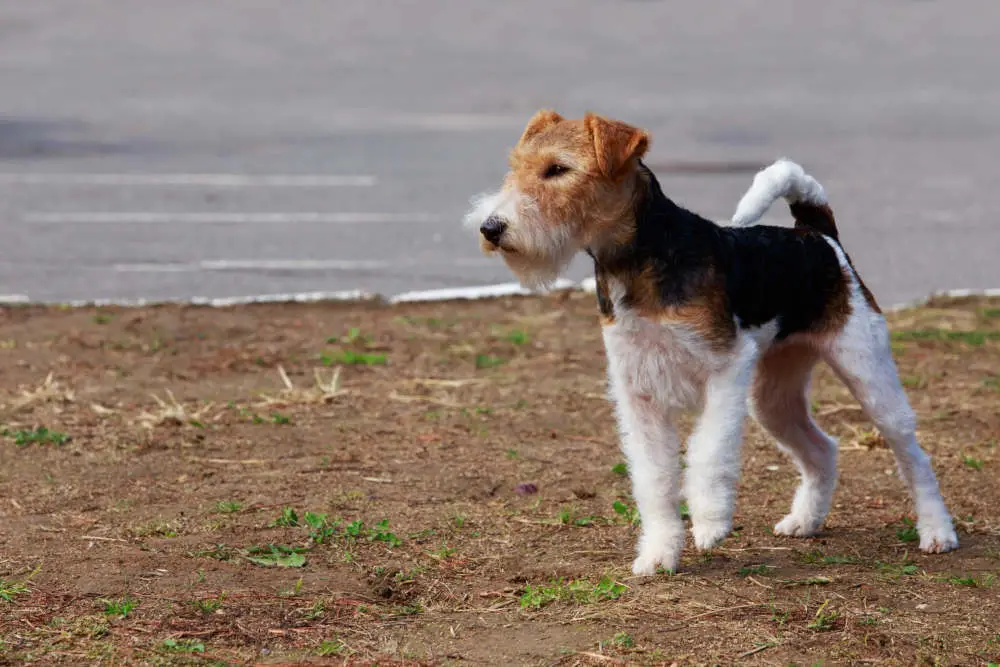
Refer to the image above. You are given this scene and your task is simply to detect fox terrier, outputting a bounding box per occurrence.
[463,110,959,575]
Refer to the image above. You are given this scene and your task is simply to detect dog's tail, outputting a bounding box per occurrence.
[730,159,838,239]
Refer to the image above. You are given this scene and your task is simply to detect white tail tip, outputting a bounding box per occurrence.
[730,159,827,227]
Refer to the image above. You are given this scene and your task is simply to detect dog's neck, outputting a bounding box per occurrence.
[586,161,720,318]
[588,162,715,269]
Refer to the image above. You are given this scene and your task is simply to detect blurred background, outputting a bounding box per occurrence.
[1,0,998,305]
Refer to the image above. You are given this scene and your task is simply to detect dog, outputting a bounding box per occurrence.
[463,109,959,575]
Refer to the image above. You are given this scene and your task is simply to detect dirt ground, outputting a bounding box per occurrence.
[0,290,998,666]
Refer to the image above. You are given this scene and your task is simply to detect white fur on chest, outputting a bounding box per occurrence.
[602,310,722,411]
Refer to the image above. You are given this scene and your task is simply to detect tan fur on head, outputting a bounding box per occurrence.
[463,109,653,289]
[518,109,564,145]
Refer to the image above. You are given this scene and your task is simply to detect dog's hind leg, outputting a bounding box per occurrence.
[822,299,958,553]
[750,342,839,538]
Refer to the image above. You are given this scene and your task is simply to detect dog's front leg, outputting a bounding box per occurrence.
[684,336,760,551]
[609,380,685,575]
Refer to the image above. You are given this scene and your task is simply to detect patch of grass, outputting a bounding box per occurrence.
[612,499,640,526]
[269,506,300,527]
[321,349,387,366]
[769,604,790,625]
[102,596,138,619]
[213,500,242,514]
[739,564,773,578]
[342,518,403,547]
[962,454,985,470]
[504,329,530,345]
[368,519,403,547]
[131,519,179,538]
[271,412,292,425]
[475,354,507,369]
[980,307,1000,319]
[901,374,927,389]
[244,544,307,568]
[519,575,629,610]
[939,573,994,588]
[807,599,838,632]
[328,327,372,345]
[505,448,518,459]
[303,511,339,544]
[896,517,919,543]
[7,426,69,446]
[877,560,921,579]
[600,632,635,650]
[799,550,859,566]
[160,638,205,654]
[858,615,881,626]
[891,328,1000,346]
[611,462,628,476]
[189,595,225,614]
[0,578,30,603]
[317,639,347,656]
[429,544,456,560]
[190,543,238,561]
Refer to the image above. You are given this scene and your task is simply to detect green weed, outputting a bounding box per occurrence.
[189,595,225,614]
[520,575,628,609]
[896,517,919,543]
[244,544,307,568]
[612,500,640,526]
[102,596,138,619]
[322,349,387,366]
[891,329,1000,345]
[317,639,346,656]
[7,427,69,446]
[475,354,506,369]
[213,500,242,514]
[0,579,30,603]
[160,638,205,654]
[807,599,838,632]
[963,454,985,470]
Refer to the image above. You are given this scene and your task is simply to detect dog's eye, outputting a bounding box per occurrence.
[542,163,570,179]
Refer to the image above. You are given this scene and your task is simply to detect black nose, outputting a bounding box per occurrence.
[480,216,507,245]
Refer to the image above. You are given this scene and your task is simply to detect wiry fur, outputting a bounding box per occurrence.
[465,110,959,575]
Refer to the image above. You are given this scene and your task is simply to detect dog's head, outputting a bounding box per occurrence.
[464,110,650,288]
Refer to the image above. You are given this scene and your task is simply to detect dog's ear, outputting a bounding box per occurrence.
[517,109,564,145]
[584,112,650,178]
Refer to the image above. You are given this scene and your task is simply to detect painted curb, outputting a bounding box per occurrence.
[0,282,997,312]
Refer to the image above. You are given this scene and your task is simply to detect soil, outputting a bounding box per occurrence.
[0,291,998,666]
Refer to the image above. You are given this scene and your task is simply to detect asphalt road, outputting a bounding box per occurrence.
[2,1,999,305]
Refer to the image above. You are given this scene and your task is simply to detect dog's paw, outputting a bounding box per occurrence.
[632,547,680,576]
[632,529,683,576]
[773,513,822,538]
[691,519,731,551]
[918,520,959,554]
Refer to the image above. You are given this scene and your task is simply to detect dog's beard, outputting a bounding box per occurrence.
[497,225,577,290]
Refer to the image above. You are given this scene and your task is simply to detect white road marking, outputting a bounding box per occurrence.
[0,173,375,187]
[25,212,443,224]
[112,258,495,273]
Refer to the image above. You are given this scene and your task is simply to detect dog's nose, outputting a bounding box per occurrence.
[480,216,507,245]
